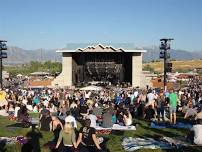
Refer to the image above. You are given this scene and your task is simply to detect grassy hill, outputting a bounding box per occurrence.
[143,60,202,73]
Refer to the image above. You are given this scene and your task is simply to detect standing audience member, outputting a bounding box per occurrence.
[156,92,166,121]
[169,89,178,125]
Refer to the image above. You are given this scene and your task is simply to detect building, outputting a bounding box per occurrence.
[52,44,146,87]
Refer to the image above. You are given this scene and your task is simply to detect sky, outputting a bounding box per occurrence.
[0,0,202,51]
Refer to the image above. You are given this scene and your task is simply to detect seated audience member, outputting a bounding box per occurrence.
[65,110,77,128]
[51,116,64,142]
[144,105,156,120]
[187,119,202,145]
[184,103,197,119]
[17,105,30,123]
[116,104,125,125]
[112,111,117,125]
[80,103,89,119]
[93,103,103,116]
[86,110,97,128]
[55,123,77,151]
[70,100,77,109]
[33,104,39,113]
[123,109,132,126]
[195,109,202,121]
[14,103,21,118]
[7,102,15,115]
[76,119,101,152]
[0,105,8,116]
[40,110,52,131]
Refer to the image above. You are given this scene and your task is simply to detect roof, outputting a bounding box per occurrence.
[30,72,51,76]
[29,80,52,87]
[56,44,146,53]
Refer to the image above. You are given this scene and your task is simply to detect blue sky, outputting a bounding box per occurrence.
[0,0,202,51]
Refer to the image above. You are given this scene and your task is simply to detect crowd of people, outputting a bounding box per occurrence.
[0,76,202,151]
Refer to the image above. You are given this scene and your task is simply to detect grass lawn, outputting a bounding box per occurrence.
[0,114,202,152]
[143,60,202,73]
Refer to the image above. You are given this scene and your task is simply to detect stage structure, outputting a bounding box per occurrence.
[52,44,146,87]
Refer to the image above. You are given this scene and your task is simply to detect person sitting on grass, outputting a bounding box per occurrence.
[17,105,31,127]
[123,109,132,126]
[76,119,101,152]
[51,116,63,142]
[195,109,202,121]
[40,110,52,131]
[187,119,202,145]
[0,105,8,117]
[184,103,197,119]
[55,122,77,152]
[144,105,156,121]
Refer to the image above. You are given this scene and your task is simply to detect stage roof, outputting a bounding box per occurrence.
[56,44,146,53]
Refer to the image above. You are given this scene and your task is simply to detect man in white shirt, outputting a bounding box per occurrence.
[146,89,156,108]
[86,110,97,128]
[64,110,77,128]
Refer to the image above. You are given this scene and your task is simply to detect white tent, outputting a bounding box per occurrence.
[79,85,103,91]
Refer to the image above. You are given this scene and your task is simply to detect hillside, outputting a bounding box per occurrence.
[2,45,202,64]
[143,46,202,61]
[143,60,202,73]
[3,46,61,64]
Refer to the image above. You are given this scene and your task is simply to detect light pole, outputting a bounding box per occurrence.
[159,38,174,92]
[0,40,7,89]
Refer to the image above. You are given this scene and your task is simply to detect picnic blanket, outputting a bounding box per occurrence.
[96,124,136,130]
[122,137,172,151]
[150,122,192,129]
[162,137,193,148]
[0,136,28,145]
[95,124,136,135]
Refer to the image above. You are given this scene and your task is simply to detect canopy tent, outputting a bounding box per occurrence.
[79,85,103,91]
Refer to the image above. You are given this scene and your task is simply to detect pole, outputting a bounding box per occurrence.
[0,49,2,89]
[160,38,173,92]
[164,48,167,92]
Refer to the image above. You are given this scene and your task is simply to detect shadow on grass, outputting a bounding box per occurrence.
[0,142,6,152]
[138,122,187,138]
[100,137,110,152]
[21,124,43,152]
[6,123,24,128]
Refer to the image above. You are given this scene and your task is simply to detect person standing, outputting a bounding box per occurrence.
[169,89,178,125]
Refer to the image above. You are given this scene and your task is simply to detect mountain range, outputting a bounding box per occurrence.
[142,46,202,62]
[2,45,202,65]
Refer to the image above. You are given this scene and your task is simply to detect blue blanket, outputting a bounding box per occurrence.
[122,137,173,151]
[150,122,192,129]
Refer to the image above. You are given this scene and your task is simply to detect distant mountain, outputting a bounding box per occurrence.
[3,46,61,64]
[2,45,202,64]
[143,46,202,62]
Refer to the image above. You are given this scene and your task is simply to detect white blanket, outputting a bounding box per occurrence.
[95,124,136,131]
